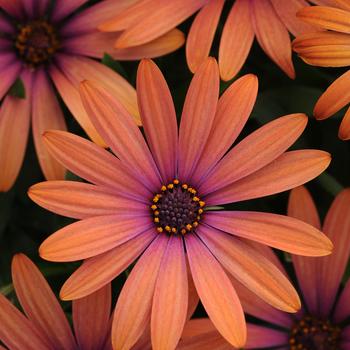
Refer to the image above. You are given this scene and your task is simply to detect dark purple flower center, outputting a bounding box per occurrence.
[289,315,341,350]
[151,180,205,235]
[14,20,60,67]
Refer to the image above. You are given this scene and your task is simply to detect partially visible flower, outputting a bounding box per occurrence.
[29,58,332,350]
[179,186,350,350]
[0,0,184,191]
[99,0,319,81]
[0,253,113,350]
[293,1,350,140]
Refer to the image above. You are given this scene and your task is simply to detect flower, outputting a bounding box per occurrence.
[99,0,318,81]
[0,0,184,191]
[0,253,114,350]
[179,185,350,350]
[29,57,333,350]
[293,1,350,140]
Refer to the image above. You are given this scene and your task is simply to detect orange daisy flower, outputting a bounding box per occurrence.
[178,186,350,350]
[0,254,113,350]
[293,1,350,140]
[99,0,319,81]
[29,58,332,350]
[0,0,184,191]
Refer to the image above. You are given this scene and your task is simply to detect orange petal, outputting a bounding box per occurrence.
[80,80,161,191]
[205,211,332,256]
[318,189,350,316]
[288,186,321,314]
[39,216,152,262]
[29,181,148,219]
[101,0,206,48]
[198,225,301,313]
[192,74,258,185]
[185,234,246,348]
[297,5,350,33]
[178,58,219,182]
[112,235,168,350]
[314,70,350,119]
[11,254,76,349]
[0,72,31,192]
[186,0,224,73]
[200,114,308,195]
[151,236,188,350]
[57,54,140,125]
[0,293,50,350]
[251,0,295,78]
[60,229,156,300]
[42,130,150,200]
[73,284,111,350]
[205,150,331,205]
[0,61,21,101]
[32,69,66,180]
[339,104,350,140]
[186,259,199,321]
[218,0,254,81]
[137,59,178,183]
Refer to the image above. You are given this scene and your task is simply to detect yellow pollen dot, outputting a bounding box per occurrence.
[171,227,177,233]
[182,184,188,190]
[198,209,203,214]
[167,184,174,189]
[193,222,198,227]
[193,196,199,202]
[186,224,192,231]
[151,205,157,210]
[154,211,159,216]
[165,226,171,232]
[181,228,187,235]
[161,185,167,191]
[173,179,179,185]
[157,227,163,233]
[154,217,160,223]
[199,201,205,207]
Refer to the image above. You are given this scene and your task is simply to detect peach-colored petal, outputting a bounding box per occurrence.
[198,225,301,313]
[288,186,321,314]
[218,0,254,81]
[185,234,246,348]
[200,114,308,195]
[151,236,187,350]
[186,259,199,321]
[57,54,140,125]
[0,71,31,192]
[179,328,230,350]
[32,69,66,181]
[297,6,350,33]
[73,284,111,350]
[112,235,168,350]
[101,0,206,48]
[318,189,350,317]
[271,0,315,36]
[181,318,218,339]
[42,130,150,201]
[205,150,331,206]
[178,58,219,182]
[339,105,350,140]
[186,0,224,73]
[205,211,332,256]
[39,216,152,262]
[49,64,105,146]
[251,0,295,78]
[29,181,148,219]
[11,254,76,349]
[314,70,350,120]
[0,293,50,350]
[60,229,156,300]
[80,80,161,191]
[192,74,258,185]
[137,59,177,183]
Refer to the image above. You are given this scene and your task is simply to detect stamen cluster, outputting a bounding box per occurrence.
[151,179,205,235]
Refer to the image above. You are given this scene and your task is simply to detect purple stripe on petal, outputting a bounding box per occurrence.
[246,323,289,348]
[0,62,22,100]
[51,0,88,22]
[334,278,350,323]
[0,14,14,33]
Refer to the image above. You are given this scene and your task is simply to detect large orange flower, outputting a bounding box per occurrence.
[293,1,350,140]
[0,254,113,350]
[99,0,319,81]
[0,0,184,191]
[29,58,333,350]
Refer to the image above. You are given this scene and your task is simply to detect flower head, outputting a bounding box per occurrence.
[180,186,350,349]
[293,1,350,140]
[0,0,184,191]
[99,0,319,80]
[29,58,332,350]
[0,254,113,350]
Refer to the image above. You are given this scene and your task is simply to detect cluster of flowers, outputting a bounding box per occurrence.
[0,0,350,349]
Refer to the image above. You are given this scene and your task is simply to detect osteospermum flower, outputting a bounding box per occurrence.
[99,0,320,80]
[29,58,333,350]
[0,254,114,350]
[0,0,184,191]
[293,1,350,140]
[179,186,350,350]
